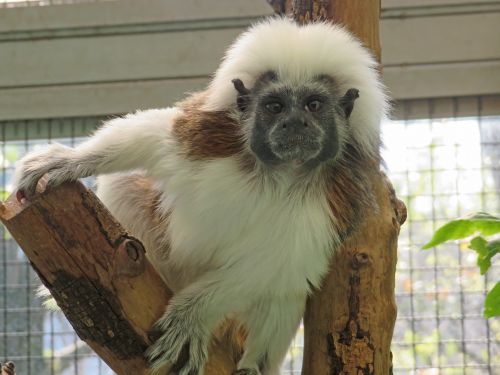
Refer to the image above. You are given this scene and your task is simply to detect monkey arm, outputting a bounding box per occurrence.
[14,107,180,197]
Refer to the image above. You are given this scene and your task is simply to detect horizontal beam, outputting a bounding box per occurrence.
[384,59,500,99]
[0,29,242,88]
[382,0,500,10]
[0,78,208,120]
[2,60,500,121]
[1,11,499,87]
[0,0,272,33]
[381,13,500,65]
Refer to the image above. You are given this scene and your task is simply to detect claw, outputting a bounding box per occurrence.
[16,190,27,204]
[146,328,207,375]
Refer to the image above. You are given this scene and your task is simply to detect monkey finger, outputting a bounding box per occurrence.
[44,169,73,190]
[14,171,44,201]
[16,189,28,204]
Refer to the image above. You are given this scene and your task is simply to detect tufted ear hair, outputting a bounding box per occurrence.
[232,78,251,111]
[232,71,279,112]
[339,88,360,119]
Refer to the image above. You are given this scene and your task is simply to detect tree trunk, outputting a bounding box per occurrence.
[274,1,405,374]
[302,171,405,375]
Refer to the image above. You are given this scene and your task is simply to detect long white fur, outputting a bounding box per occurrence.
[14,18,388,375]
[205,17,389,158]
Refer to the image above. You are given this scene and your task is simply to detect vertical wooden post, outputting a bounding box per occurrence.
[302,173,404,375]
[271,1,406,374]
[279,0,381,61]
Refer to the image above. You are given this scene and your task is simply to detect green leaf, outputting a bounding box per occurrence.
[469,237,500,274]
[0,190,9,201]
[423,212,500,249]
[5,145,19,164]
[484,281,500,318]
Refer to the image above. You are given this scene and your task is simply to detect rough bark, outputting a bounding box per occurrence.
[270,0,381,59]
[277,1,405,374]
[302,170,406,375]
[0,181,241,375]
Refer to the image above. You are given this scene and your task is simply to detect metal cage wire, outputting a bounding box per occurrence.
[0,96,499,374]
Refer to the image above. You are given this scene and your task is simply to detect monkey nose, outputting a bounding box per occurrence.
[282,120,308,131]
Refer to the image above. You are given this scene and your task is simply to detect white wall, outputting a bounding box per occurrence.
[381,0,500,100]
[0,0,499,120]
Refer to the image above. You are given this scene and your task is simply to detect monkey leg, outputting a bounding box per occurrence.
[147,273,255,375]
[237,294,305,375]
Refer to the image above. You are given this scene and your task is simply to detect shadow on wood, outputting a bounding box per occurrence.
[0,181,243,375]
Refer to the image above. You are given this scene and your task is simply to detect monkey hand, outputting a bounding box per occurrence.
[146,302,210,375]
[13,143,84,200]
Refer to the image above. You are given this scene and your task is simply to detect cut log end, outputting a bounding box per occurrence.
[0,362,16,375]
[0,182,166,374]
[0,181,246,375]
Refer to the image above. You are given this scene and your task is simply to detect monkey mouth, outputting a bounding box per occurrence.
[277,135,318,149]
[272,136,320,163]
[283,136,308,147]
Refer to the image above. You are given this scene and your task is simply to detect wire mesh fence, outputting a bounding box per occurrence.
[385,97,500,375]
[0,97,499,374]
[0,117,108,374]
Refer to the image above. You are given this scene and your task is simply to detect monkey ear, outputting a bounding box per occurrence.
[232,78,251,112]
[339,88,360,119]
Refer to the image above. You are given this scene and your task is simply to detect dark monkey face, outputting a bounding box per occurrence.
[233,72,359,169]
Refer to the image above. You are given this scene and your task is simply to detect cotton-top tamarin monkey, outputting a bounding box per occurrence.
[14,18,388,375]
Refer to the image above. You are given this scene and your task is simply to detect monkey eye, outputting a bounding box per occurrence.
[306,100,323,112]
[265,102,284,114]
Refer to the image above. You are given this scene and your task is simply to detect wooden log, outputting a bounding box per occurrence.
[0,181,241,375]
[302,170,406,374]
[274,0,381,59]
[278,1,406,374]
[1,181,171,374]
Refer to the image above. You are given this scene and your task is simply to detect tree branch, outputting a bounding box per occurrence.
[284,1,405,374]
[0,181,242,375]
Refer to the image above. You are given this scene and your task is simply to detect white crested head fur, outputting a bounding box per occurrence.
[204,17,389,157]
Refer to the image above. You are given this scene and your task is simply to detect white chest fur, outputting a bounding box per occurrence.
[160,158,338,295]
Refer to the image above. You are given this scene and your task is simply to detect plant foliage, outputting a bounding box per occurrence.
[423,212,500,318]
